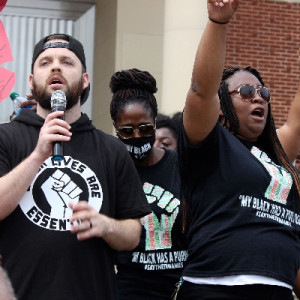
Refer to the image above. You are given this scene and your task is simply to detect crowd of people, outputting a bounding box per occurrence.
[1,0,300,299]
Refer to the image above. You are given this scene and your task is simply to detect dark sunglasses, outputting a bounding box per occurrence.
[229,84,271,103]
[117,124,155,139]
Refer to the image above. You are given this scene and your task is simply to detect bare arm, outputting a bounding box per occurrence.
[100,217,141,250]
[0,152,45,220]
[69,201,142,251]
[183,0,239,145]
[0,111,71,220]
[277,78,300,162]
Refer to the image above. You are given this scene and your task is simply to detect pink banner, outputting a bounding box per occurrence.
[0,0,15,101]
[0,67,15,100]
[0,21,13,65]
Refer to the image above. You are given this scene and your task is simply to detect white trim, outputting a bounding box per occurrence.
[183,275,292,290]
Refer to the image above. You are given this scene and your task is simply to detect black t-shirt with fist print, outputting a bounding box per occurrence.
[116,149,188,299]
[0,109,150,300]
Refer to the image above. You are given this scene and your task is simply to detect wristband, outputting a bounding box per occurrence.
[208,17,230,25]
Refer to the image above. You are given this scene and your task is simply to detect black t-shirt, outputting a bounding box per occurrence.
[117,150,188,299]
[0,110,151,300]
[178,122,300,287]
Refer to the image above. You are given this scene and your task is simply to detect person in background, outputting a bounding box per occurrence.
[154,113,179,151]
[176,0,300,299]
[0,34,150,299]
[0,253,16,300]
[171,112,182,132]
[110,68,188,299]
[9,96,37,121]
[0,266,16,300]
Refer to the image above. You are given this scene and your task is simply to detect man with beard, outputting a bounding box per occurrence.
[0,34,151,299]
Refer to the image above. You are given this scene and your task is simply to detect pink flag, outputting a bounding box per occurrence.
[0,0,15,101]
[0,67,15,100]
[0,21,13,65]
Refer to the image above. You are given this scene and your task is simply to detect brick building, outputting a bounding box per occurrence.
[225,0,300,168]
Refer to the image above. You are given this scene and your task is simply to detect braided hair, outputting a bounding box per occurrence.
[110,68,158,123]
[219,66,300,198]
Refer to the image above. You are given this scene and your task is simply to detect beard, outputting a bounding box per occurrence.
[31,76,84,111]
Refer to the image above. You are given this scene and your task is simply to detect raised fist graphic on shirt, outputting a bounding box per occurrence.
[141,182,180,250]
[41,170,83,219]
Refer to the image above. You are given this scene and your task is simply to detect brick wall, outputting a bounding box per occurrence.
[225,0,300,168]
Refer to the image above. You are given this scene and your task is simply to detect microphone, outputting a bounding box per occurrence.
[50,90,67,161]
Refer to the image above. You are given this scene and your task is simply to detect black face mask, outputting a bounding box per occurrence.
[120,134,155,161]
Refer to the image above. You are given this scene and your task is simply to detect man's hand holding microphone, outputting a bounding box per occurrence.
[33,90,71,164]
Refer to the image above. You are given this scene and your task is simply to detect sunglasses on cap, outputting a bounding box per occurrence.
[229,84,271,103]
[116,123,155,139]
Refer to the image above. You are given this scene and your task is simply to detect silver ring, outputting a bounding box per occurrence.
[89,220,93,229]
[71,219,82,226]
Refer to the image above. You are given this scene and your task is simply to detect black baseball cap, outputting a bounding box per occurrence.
[31,33,90,105]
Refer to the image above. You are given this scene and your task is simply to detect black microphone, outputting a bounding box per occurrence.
[50,90,67,162]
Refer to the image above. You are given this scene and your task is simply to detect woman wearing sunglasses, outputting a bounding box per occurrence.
[176,0,300,299]
[109,68,188,299]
